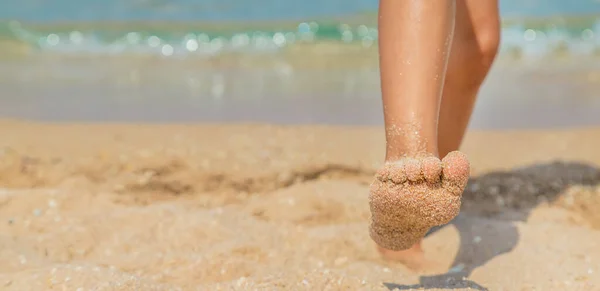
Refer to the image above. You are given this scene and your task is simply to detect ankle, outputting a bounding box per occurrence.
[385,147,439,162]
[385,124,439,161]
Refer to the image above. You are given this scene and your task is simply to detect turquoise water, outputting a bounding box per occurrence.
[0,0,599,21]
[0,0,599,58]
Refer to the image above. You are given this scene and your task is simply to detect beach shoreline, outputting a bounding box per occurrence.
[2,56,600,129]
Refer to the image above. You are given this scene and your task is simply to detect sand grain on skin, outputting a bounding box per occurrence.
[369,151,470,250]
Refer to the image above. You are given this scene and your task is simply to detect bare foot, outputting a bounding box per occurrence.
[368,151,470,251]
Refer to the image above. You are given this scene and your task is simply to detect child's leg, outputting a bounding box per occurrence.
[438,0,500,157]
[378,0,455,160]
[375,0,500,264]
[370,0,467,252]
[371,0,500,257]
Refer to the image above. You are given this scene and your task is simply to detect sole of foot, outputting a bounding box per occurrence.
[368,151,470,251]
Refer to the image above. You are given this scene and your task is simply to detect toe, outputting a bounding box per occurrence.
[387,161,407,183]
[441,151,470,178]
[422,156,442,183]
[404,158,422,182]
[375,165,390,182]
[376,161,408,183]
[441,151,470,195]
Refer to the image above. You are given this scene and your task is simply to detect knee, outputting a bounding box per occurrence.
[475,24,500,70]
[450,21,500,87]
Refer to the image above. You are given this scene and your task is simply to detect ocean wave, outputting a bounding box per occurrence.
[1,18,599,59]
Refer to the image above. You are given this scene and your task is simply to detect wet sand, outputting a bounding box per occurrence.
[2,54,600,129]
[0,120,599,290]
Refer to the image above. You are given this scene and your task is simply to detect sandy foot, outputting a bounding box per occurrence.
[369,151,470,250]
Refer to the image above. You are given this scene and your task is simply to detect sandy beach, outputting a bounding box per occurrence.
[0,120,598,290]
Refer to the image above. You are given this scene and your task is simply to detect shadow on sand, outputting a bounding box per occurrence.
[384,161,600,291]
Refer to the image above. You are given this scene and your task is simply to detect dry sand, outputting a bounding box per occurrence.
[0,120,599,290]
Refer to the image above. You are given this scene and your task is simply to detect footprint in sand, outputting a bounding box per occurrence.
[250,181,370,226]
[369,151,470,250]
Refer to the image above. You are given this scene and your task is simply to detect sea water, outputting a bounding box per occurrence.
[1,0,599,57]
[0,0,599,128]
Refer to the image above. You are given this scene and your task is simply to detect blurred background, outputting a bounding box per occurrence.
[0,0,599,128]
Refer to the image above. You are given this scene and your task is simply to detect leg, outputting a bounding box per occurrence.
[438,0,500,157]
[379,0,454,160]
[373,0,500,262]
[370,0,466,251]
